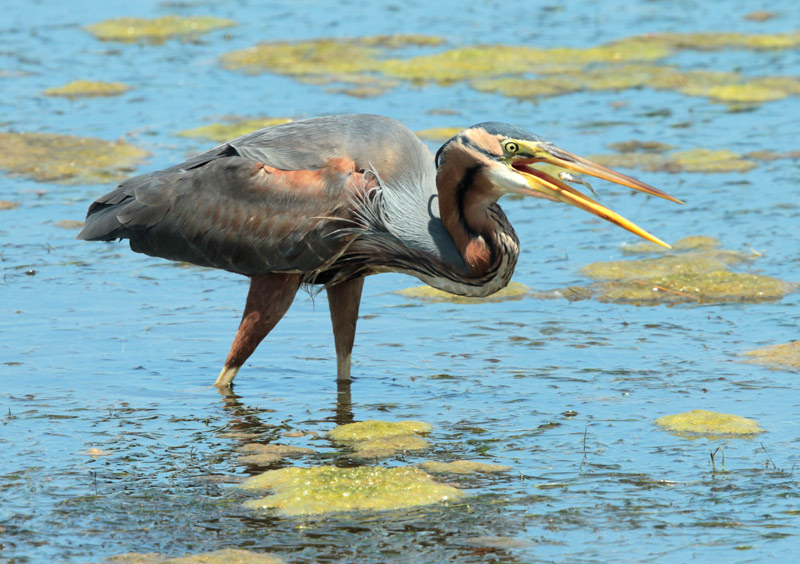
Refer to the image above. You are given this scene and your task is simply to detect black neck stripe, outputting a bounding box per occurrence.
[456,164,482,237]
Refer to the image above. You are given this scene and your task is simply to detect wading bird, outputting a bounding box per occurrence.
[79,114,680,388]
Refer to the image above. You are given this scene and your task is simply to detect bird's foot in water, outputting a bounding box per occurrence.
[215,365,239,388]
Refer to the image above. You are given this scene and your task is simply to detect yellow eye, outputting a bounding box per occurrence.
[504,141,519,154]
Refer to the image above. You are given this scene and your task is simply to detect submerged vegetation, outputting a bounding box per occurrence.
[0,132,147,184]
[237,442,316,467]
[103,549,285,564]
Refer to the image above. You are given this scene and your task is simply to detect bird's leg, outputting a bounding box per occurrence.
[336,378,354,426]
[215,273,302,388]
[326,277,364,381]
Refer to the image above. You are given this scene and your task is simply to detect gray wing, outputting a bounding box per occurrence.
[228,114,432,178]
[78,114,443,276]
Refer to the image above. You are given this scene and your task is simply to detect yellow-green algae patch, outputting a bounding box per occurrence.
[608,140,674,154]
[223,39,375,75]
[220,35,442,77]
[54,219,84,230]
[621,235,720,255]
[706,84,788,104]
[420,460,511,474]
[86,16,235,43]
[749,76,800,96]
[670,235,722,251]
[631,30,800,51]
[219,32,800,109]
[471,63,799,107]
[544,239,796,305]
[590,146,758,174]
[353,435,430,458]
[241,465,464,516]
[177,118,293,142]
[239,453,283,466]
[328,420,432,458]
[745,11,777,22]
[221,36,667,86]
[584,152,678,174]
[356,34,445,48]
[742,341,800,371]
[0,132,148,184]
[325,84,393,98]
[656,410,764,436]
[352,45,533,84]
[673,149,758,173]
[43,80,130,98]
[472,76,581,100]
[414,127,464,142]
[380,42,670,84]
[104,548,284,563]
[580,251,750,280]
[398,281,530,303]
[328,420,432,441]
[591,271,794,305]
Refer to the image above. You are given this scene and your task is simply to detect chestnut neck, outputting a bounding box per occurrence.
[436,156,502,277]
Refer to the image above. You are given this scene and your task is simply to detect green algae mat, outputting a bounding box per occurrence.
[219,31,800,106]
[0,132,148,184]
[544,237,797,305]
[656,410,764,437]
[742,341,800,371]
[86,16,235,43]
[241,465,465,516]
[43,80,131,98]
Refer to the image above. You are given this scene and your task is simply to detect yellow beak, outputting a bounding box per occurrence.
[510,142,682,248]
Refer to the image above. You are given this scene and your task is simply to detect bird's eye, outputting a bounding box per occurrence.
[504,141,519,154]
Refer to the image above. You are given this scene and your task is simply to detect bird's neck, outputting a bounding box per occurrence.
[436,162,502,277]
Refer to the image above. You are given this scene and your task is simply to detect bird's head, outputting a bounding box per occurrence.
[435,123,682,248]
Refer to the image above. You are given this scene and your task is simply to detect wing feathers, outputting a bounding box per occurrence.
[79,155,365,276]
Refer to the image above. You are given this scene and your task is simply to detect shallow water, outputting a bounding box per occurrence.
[2,1,800,562]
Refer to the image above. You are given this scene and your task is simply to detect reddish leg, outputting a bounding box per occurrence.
[326,277,364,381]
[215,273,301,387]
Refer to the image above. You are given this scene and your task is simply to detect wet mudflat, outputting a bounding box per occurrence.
[2,1,800,562]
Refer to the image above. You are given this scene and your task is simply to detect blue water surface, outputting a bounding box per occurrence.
[2,1,800,562]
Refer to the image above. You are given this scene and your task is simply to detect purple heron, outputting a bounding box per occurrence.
[79,114,680,388]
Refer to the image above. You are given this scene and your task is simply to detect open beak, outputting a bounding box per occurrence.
[510,142,682,248]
